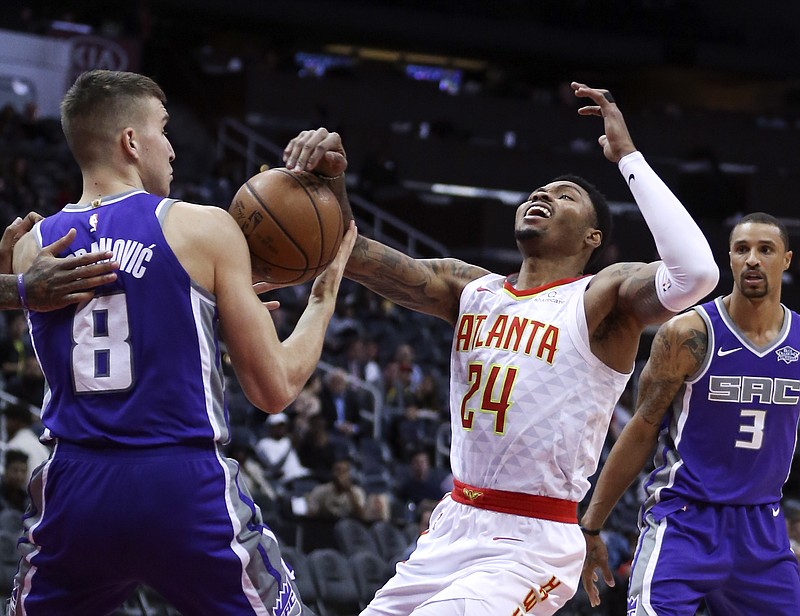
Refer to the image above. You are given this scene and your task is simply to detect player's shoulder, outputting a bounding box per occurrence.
[166,201,241,234]
[656,306,708,343]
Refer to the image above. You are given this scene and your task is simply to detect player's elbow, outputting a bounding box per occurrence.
[658,256,719,312]
[684,257,720,299]
[239,373,297,414]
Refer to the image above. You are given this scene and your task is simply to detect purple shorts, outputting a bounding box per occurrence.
[9,441,305,616]
[627,501,800,616]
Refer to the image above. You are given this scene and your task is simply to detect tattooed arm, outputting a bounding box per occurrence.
[579,309,708,607]
[282,127,488,324]
[343,237,487,324]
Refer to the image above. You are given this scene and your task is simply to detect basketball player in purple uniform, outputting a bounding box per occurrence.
[581,212,800,615]
[282,84,719,615]
[8,69,355,615]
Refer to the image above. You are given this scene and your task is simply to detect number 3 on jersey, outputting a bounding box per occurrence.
[460,362,518,434]
[72,294,134,392]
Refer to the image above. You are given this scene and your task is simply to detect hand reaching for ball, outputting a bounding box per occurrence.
[283,128,347,178]
[308,220,357,305]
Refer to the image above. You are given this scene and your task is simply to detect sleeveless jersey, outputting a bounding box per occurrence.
[30,190,228,447]
[449,273,631,501]
[644,296,800,518]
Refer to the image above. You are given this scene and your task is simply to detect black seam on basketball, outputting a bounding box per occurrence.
[275,169,325,267]
[244,179,310,269]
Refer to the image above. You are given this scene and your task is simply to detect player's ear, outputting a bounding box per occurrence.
[121,128,138,158]
[586,228,602,250]
[784,250,793,271]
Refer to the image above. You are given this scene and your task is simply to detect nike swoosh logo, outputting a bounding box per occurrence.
[772,507,781,517]
[717,347,743,357]
[628,173,635,184]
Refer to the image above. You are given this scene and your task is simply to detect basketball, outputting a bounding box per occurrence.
[229,167,344,285]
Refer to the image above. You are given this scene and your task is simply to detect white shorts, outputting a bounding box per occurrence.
[360,495,585,616]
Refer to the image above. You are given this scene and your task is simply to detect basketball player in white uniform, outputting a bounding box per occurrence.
[282,83,720,615]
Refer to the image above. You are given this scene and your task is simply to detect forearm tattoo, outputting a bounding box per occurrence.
[347,237,483,316]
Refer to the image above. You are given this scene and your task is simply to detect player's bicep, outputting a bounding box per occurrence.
[600,261,676,326]
[635,315,707,427]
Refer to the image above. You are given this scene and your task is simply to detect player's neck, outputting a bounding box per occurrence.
[77,170,143,205]
[514,256,584,290]
[724,292,785,344]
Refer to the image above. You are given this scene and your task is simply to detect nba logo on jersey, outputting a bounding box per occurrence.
[776,345,800,364]
[627,594,639,616]
[89,213,99,233]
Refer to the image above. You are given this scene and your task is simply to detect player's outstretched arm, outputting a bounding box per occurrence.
[579,312,706,607]
[212,200,356,412]
[283,127,488,325]
[7,219,118,312]
[574,83,718,327]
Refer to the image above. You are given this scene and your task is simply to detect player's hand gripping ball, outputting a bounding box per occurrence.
[229,168,344,285]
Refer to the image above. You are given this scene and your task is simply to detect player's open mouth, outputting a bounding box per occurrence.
[525,204,552,219]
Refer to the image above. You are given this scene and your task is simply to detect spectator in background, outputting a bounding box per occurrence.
[342,334,382,389]
[391,343,423,392]
[2,403,50,482]
[305,457,366,521]
[297,413,340,482]
[388,403,434,463]
[0,449,29,513]
[0,311,29,386]
[288,371,322,442]
[319,367,362,439]
[4,155,37,215]
[412,372,444,415]
[254,412,310,486]
[395,450,446,509]
[6,355,46,408]
[382,357,415,411]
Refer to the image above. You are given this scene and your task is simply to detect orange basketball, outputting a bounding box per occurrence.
[229,168,344,285]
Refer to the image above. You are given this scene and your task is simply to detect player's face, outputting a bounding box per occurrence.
[514,181,596,248]
[137,97,175,197]
[729,222,792,299]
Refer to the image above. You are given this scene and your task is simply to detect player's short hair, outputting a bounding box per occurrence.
[552,174,613,269]
[730,212,790,251]
[60,69,166,166]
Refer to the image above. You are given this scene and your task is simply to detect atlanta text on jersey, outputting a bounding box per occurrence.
[455,313,559,364]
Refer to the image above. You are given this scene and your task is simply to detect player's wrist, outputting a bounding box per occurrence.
[579,525,602,536]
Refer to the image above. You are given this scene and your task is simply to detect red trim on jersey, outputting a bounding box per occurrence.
[451,479,578,523]
[503,275,590,298]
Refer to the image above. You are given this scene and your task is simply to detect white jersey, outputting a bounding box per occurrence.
[449,273,631,502]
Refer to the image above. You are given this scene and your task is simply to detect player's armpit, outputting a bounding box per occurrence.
[346,235,487,325]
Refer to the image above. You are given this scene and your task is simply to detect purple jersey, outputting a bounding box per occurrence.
[644,296,800,518]
[30,190,229,447]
